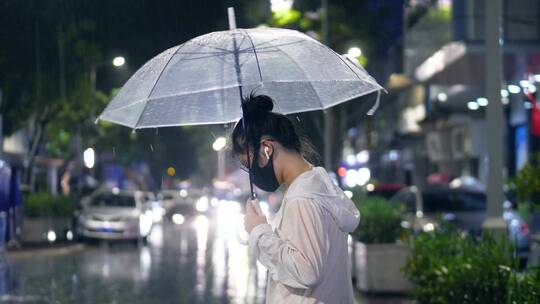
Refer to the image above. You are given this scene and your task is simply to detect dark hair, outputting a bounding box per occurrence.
[231,93,319,164]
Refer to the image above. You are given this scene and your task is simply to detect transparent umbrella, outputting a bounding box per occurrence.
[97,27,383,129]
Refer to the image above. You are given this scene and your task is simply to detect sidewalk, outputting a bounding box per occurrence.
[6,242,85,258]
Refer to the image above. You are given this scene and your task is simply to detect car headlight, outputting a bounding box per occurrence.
[172,213,185,225]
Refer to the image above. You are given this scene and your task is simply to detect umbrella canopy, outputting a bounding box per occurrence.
[98,27,383,129]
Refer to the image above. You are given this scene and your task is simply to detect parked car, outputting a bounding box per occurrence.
[366,183,404,200]
[391,186,531,261]
[76,189,153,242]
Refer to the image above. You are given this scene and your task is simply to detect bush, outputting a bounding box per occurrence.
[403,230,540,303]
[509,153,540,211]
[508,266,540,303]
[352,195,404,244]
[24,192,75,218]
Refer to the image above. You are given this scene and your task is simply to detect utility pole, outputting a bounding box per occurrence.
[482,0,507,235]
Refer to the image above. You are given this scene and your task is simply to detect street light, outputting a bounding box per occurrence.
[212,137,227,151]
[270,0,293,12]
[213,137,227,180]
[347,47,362,58]
[91,56,126,91]
[83,148,95,169]
[112,56,125,67]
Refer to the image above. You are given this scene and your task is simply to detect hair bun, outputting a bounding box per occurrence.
[242,93,274,120]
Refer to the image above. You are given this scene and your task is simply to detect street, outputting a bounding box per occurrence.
[4,213,268,304]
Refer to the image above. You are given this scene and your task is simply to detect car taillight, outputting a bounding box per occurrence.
[520,222,530,235]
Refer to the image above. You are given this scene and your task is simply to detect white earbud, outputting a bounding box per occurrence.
[264,147,270,160]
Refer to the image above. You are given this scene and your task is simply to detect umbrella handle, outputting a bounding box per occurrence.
[228,7,256,200]
[242,112,257,200]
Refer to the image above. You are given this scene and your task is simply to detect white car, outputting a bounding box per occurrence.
[76,190,153,242]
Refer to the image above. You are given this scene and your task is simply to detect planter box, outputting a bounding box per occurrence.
[22,217,72,243]
[355,242,413,293]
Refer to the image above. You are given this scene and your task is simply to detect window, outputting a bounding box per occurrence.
[91,194,136,207]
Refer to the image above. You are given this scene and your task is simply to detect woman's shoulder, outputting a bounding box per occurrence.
[285,167,334,198]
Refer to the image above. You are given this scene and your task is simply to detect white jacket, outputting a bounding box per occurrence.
[249,167,360,303]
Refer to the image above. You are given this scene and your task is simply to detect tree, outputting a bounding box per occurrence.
[266,0,404,171]
[0,1,108,189]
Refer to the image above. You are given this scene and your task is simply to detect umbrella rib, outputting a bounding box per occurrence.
[242,29,263,83]
[250,39,306,52]
[270,42,324,111]
[315,42,365,83]
[188,40,233,53]
[133,44,185,129]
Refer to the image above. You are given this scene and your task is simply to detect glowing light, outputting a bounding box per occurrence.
[47,230,57,242]
[520,80,530,88]
[423,223,435,232]
[344,190,353,199]
[139,211,153,236]
[196,196,209,212]
[211,197,219,207]
[270,0,293,12]
[477,97,488,107]
[357,168,371,186]
[388,150,399,161]
[337,167,347,177]
[437,92,448,102]
[500,89,509,97]
[415,42,466,81]
[179,189,188,198]
[212,137,227,151]
[167,167,176,176]
[346,154,356,166]
[527,85,537,93]
[112,56,125,67]
[83,148,95,169]
[172,213,185,225]
[347,47,362,58]
[112,187,120,195]
[356,150,369,163]
[502,97,509,105]
[534,74,540,82]
[66,230,73,241]
[194,215,209,232]
[366,183,375,192]
[467,101,479,110]
[345,169,358,188]
[508,85,521,94]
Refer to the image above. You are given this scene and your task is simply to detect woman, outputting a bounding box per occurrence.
[231,94,361,303]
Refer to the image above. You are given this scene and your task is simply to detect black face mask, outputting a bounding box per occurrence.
[250,147,280,192]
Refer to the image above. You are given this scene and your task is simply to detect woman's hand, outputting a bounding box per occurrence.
[244,199,268,234]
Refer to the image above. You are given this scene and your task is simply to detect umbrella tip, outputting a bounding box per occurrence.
[227,7,237,30]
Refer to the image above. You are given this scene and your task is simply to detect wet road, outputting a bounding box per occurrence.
[1,207,413,304]
[2,208,268,303]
